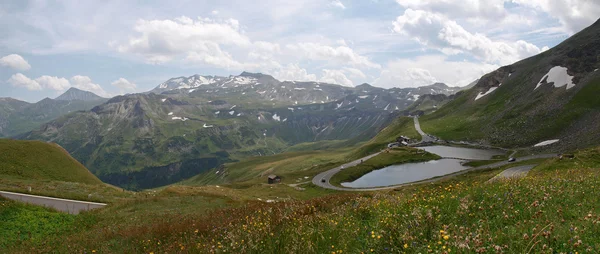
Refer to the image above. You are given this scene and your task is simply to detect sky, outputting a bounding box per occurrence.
[0,0,599,102]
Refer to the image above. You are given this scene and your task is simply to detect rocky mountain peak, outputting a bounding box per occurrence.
[56,87,104,101]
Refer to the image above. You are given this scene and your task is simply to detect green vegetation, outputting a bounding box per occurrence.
[330,147,440,186]
[7,146,600,253]
[0,197,77,249]
[0,139,102,185]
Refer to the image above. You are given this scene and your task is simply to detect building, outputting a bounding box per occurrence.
[267,174,281,184]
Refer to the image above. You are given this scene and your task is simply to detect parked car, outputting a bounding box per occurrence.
[508,157,516,162]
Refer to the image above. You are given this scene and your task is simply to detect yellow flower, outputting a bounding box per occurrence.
[444,235,450,240]
[404,243,408,248]
[377,235,381,239]
[92,251,96,253]
[440,230,445,234]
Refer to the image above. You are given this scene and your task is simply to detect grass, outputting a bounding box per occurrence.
[0,139,102,185]
[329,147,441,186]
[0,197,78,249]
[9,146,599,253]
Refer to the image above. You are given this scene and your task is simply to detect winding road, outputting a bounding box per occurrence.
[0,190,106,214]
[312,116,556,191]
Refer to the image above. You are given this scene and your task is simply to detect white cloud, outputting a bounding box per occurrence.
[393,9,543,65]
[7,73,42,91]
[330,0,346,9]
[111,78,137,93]
[319,69,353,87]
[511,0,600,34]
[273,64,317,81]
[286,43,380,69]
[395,0,507,20]
[117,16,250,64]
[343,67,367,79]
[35,76,70,91]
[0,54,31,71]
[70,75,109,97]
[373,55,498,88]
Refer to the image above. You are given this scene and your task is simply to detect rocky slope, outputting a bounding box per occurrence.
[421,18,600,151]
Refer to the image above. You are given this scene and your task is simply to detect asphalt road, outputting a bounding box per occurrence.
[413,116,437,142]
[488,165,536,182]
[312,116,557,191]
[0,190,106,214]
[312,152,381,191]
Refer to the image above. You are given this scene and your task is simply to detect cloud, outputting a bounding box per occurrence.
[330,0,346,9]
[286,43,380,69]
[343,67,367,79]
[0,54,31,71]
[319,69,354,87]
[111,78,137,93]
[373,55,498,88]
[35,76,70,91]
[395,0,507,20]
[393,9,543,65]
[70,75,109,97]
[273,64,317,81]
[511,0,600,34]
[117,16,250,64]
[7,73,42,91]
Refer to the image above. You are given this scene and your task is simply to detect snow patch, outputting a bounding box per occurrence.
[335,102,343,109]
[533,139,559,147]
[203,123,213,128]
[161,99,167,102]
[358,95,369,99]
[168,112,173,116]
[230,105,236,109]
[384,104,390,110]
[535,66,575,90]
[171,116,189,121]
[233,76,256,85]
[229,111,235,115]
[189,89,196,93]
[475,87,498,101]
[272,114,281,121]
[294,88,306,90]
[412,94,420,101]
[215,111,220,115]
[282,118,287,122]
[288,107,295,112]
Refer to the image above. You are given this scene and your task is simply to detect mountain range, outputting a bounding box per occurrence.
[0,88,106,137]
[20,74,463,189]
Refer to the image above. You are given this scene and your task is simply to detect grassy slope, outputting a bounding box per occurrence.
[10,146,600,253]
[0,139,101,185]
[330,147,441,186]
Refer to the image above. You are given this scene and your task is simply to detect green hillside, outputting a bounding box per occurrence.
[419,19,600,151]
[0,139,102,185]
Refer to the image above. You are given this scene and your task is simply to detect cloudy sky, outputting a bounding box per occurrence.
[1,0,599,102]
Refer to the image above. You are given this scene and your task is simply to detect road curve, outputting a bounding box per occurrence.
[488,165,536,182]
[0,190,106,214]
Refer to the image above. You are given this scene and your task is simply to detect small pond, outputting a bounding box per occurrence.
[417,145,504,160]
[341,159,468,188]
[341,145,504,188]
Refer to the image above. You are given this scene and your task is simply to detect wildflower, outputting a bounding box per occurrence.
[404,243,408,248]
[444,235,450,240]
